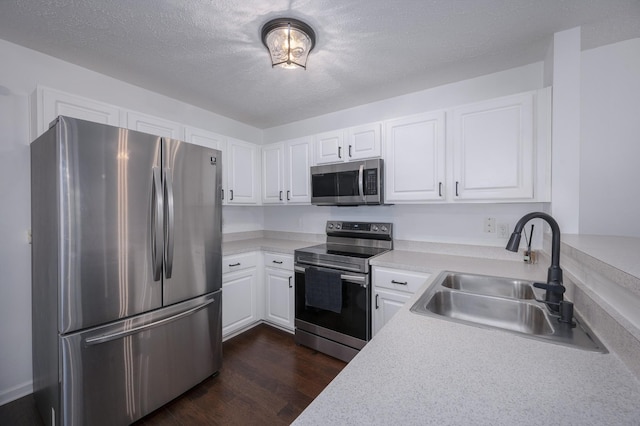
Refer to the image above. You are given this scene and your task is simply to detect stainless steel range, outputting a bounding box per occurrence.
[294,221,393,362]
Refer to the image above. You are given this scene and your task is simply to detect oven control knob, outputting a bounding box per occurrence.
[372,225,379,232]
[328,223,334,229]
[335,223,341,229]
[381,226,388,233]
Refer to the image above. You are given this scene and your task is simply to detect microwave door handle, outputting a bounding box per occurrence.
[358,164,365,202]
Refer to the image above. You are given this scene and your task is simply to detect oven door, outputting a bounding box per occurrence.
[294,264,370,348]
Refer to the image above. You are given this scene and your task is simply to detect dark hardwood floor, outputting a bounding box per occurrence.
[0,324,346,425]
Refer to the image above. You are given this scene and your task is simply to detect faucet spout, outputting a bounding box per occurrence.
[506,212,564,312]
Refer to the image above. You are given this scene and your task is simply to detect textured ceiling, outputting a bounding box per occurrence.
[0,0,639,128]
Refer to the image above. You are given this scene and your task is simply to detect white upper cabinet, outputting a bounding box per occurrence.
[32,86,120,138]
[227,137,260,205]
[315,122,382,164]
[124,110,182,139]
[384,112,446,202]
[262,142,285,204]
[262,136,313,204]
[284,136,313,203]
[184,127,226,150]
[315,129,345,164]
[346,122,382,160]
[451,92,534,200]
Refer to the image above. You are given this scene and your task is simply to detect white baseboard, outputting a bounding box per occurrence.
[0,380,33,406]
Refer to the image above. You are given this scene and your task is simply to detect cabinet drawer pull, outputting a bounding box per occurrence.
[229,262,241,267]
[272,260,283,264]
[391,280,408,285]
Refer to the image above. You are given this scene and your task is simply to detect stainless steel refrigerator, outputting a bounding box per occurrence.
[31,116,223,426]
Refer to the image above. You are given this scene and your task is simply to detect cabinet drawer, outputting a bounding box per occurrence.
[264,252,294,271]
[223,252,258,274]
[374,267,431,294]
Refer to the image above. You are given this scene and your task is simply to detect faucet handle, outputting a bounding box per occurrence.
[533,282,566,295]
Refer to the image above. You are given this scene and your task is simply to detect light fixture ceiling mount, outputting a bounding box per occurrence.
[261,18,316,70]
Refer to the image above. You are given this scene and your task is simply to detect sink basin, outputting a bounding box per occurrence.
[425,290,553,335]
[411,271,607,352]
[440,273,535,299]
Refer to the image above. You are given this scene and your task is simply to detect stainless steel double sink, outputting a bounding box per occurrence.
[411,272,607,352]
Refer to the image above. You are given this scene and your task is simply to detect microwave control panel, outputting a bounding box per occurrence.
[364,169,378,195]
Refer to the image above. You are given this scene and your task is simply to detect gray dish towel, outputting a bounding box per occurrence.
[305,267,342,314]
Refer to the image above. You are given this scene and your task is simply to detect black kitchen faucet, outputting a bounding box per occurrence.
[506,212,573,323]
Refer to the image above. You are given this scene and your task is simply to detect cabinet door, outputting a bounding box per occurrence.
[346,122,382,160]
[285,137,313,203]
[227,138,259,204]
[184,127,225,150]
[385,112,446,202]
[222,268,257,337]
[36,87,120,137]
[124,110,182,138]
[264,267,294,331]
[262,143,285,204]
[452,92,534,200]
[373,288,410,336]
[315,130,345,164]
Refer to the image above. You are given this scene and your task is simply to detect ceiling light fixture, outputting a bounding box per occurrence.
[261,18,316,70]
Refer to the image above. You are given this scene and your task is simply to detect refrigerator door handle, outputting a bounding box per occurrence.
[163,168,175,279]
[84,298,216,346]
[151,167,164,281]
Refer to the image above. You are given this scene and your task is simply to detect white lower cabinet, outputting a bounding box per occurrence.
[263,252,294,331]
[372,267,431,335]
[222,252,259,337]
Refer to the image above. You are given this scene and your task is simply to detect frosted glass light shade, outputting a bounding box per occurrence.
[261,18,316,70]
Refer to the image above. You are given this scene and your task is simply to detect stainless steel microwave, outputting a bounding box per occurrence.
[310,159,384,206]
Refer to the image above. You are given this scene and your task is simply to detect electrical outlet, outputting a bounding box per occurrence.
[497,223,509,239]
[484,217,496,233]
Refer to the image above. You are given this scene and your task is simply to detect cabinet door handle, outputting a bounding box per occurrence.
[230,189,234,200]
[338,146,342,159]
[229,262,241,267]
[279,190,283,201]
[348,145,352,157]
[455,181,459,197]
[221,189,224,200]
[288,276,293,288]
[438,182,442,197]
[287,190,290,201]
[375,294,379,309]
[391,280,408,285]
[272,260,283,264]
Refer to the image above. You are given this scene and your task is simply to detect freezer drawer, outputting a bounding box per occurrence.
[58,292,222,426]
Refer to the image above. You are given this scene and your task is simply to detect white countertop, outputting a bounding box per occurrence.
[293,250,640,425]
[223,237,315,256]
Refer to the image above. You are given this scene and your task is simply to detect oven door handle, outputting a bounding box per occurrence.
[295,260,362,273]
[295,265,366,284]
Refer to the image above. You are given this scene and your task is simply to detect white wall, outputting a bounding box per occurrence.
[0,39,262,405]
[264,203,547,247]
[580,38,640,236]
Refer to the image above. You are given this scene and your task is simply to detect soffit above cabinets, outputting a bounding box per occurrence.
[0,0,638,128]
